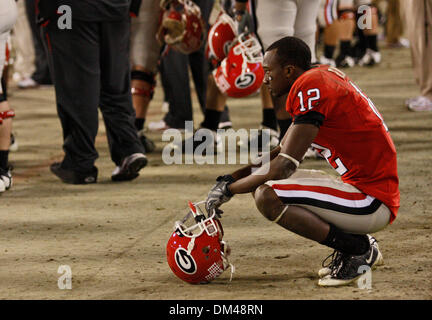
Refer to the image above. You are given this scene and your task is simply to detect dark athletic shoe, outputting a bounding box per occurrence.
[318,235,384,278]
[111,153,147,182]
[318,237,383,287]
[50,162,98,184]
[0,166,13,191]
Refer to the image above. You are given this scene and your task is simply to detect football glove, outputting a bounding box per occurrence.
[205,175,235,215]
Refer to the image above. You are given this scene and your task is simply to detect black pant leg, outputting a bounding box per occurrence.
[43,19,100,171]
[161,0,216,129]
[188,47,207,114]
[190,0,232,122]
[187,0,213,114]
[25,0,51,84]
[159,60,171,104]
[98,19,144,166]
[161,49,193,129]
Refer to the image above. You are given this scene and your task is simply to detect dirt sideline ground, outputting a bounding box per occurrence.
[0,45,431,300]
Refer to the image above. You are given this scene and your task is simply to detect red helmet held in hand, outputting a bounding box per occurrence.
[166,201,233,284]
[159,0,205,54]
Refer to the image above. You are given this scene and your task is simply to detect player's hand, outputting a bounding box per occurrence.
[234,9,253,35]
[206,175,235,215]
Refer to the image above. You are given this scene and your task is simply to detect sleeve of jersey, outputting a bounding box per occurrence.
[286,73,329,128]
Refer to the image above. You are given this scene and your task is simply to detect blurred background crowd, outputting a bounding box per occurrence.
[0,0,431,192]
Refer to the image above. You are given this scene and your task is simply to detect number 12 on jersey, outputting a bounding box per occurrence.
[297,88,320,112]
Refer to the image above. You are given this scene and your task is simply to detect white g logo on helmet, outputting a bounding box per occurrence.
[175,248,197,274]
[235,73,256,89]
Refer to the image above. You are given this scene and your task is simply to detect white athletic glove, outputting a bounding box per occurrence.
[206,175,235,216]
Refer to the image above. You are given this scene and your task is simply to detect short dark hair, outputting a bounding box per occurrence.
[266,37,311,71]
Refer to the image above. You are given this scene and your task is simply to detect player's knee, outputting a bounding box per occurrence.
[131,69,156,99]
[254,185,270,215]
[254,184,281,221]
[0,108,15,125]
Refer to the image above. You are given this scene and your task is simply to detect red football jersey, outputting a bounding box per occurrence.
[286,65,400,222]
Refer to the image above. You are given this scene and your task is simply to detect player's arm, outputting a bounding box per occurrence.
[229,145,282,181]
[205,140,282,213]
[228,123,319,195]
[206,120,320,213]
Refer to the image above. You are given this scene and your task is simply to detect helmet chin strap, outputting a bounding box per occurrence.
[187,237,195,255]
[228,263,235,282]
[221,240,235,282]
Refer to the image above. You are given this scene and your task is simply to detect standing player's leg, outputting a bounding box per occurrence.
[255,0,321,149]
[43,19,100,184]
[318,0,339,66]
[335,0,356,68]
[402,0,432,111]
[385,0,404,47]
[293,0,321,63]
[254,0,298,147]
[0,0,17,192]
[0,79,14,192]
[357,0,381,66]
[319,22,340,67]
[99,19,147,181]
[130,0,162,153]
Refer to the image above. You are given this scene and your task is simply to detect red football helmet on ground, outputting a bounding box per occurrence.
[213,33,264,98]
[166,201,233,284]
[205,12,237,64]
[158,0,205,54]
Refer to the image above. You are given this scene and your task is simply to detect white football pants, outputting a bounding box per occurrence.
[254,0,320,62]
[266,169,391,234]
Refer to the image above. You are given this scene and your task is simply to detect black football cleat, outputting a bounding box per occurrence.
[318,236,383,287]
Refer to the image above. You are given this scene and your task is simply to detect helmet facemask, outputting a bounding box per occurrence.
[174,201,222,240]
